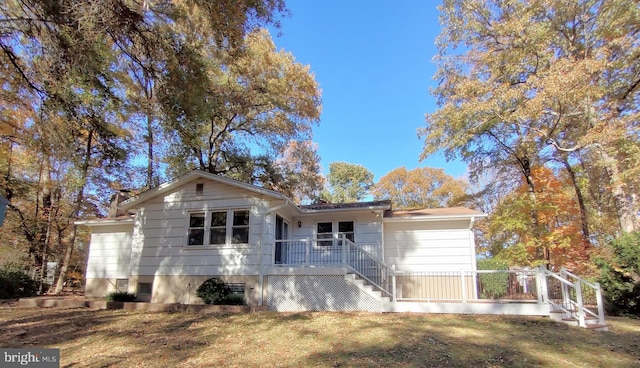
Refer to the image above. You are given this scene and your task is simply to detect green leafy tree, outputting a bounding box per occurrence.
[596,232,640,315]
[322,162,374,203]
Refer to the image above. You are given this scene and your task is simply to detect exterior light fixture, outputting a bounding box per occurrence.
[298,221,302,228]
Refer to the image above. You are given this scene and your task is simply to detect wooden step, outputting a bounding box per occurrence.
[586,324,609,332]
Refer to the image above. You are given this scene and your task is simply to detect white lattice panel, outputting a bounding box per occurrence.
[267,275,382,312]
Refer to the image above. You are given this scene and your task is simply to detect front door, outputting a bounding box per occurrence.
[275,215,289,264]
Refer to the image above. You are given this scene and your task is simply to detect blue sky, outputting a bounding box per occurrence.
[269,1,467,182]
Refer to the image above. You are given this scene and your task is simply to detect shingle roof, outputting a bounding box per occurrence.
[300,200,392,211]
[384,207,486,218]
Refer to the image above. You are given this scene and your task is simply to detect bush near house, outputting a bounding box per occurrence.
[106,291,137,302]
[596,231,640,316]
[196,277,245,305]
[0,267,37,299]
[477,258,509,299]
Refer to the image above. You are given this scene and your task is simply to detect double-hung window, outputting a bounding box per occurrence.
[187,209,250,246]
[316,220,355,246]
[188,213,206,246]
[317,222,333,247]
[338,221,355,242]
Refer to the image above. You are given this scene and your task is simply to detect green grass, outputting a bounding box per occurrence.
[1,306,639,367]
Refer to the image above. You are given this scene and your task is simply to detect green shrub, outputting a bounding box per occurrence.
[596,231,640,316]
[477,258,509,299]
[222,293,245,306]
[0,267,37,299]
[106,291,136,302]
[196,277,232,305]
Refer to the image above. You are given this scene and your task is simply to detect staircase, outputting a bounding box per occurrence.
[543,268,608,331]
[344,273,392,312]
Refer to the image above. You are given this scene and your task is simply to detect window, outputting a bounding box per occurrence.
[317,222,333,246]
[338,221,355,242]
[116,279,129,292]
[227,283,245,295]
[209,211,227,245]
[138,282,152,295]
[231,210,250,244]
[188,213,205,246]
[186,209,250,246]
[316,221,355,246]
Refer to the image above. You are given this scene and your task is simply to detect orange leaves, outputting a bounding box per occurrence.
[372,167,467,209]
[488,165,591,270]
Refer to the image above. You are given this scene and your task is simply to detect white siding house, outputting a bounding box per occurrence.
[79,170,486,311]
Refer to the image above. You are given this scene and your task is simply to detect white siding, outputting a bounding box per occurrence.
[289,211,384,258]
[383,220,475,272]
[86,224,133,278]
[129,180,273,277]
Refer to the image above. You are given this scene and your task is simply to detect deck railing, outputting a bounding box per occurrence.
[274,237,393,297]
[542,267,606,327]
[272,241,605,325]
[393,269,540,302]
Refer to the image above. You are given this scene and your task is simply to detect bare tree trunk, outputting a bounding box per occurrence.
[53,130,93,294]
[146,111,154,188]
[600,149,638,233]
[560,155,591,244]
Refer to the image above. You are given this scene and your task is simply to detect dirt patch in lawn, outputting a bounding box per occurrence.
[1,306,639,367]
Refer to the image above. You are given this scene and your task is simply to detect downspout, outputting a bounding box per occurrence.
[468,216,478,299]
[258,199,291,306]
[468,216,477,270]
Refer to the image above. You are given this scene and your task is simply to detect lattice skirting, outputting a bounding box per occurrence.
[266,275,382,312]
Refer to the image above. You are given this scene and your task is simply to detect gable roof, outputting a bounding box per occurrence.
[83,170,486,225]
[119,170,288,210]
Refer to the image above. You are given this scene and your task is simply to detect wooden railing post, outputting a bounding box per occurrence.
[341,235,348,266]
[536,266,547,304]
[560,269,569,309]
[575,281,586,327]
[460,269,467,303]
[391,264,396,302]
[595,282,606,325]
[305,239,310,266]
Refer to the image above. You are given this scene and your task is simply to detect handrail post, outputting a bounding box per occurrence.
[341,234,348,266]
[391,264,396,302]
[460,269,467,303]
[536,266,546,304]
[575,281,586,327]
[305,238,310,266]
[560,270,569,309]
[595,282,606,325]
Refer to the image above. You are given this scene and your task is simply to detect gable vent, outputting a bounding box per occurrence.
[196,183,204,195]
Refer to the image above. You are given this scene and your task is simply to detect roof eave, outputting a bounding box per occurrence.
[298,205,390,216]
[383,213,488,222]
[75,217,135,227]
[120,170,288,210]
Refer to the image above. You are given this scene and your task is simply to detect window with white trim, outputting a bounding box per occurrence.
[317,222,333,246]
[115,279,129,292]
[316,220,355,246]
[338,221,355,242]
[187,209,250,246]
[188,213,206,246]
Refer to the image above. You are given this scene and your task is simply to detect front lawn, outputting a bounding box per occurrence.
[1,306,638,367]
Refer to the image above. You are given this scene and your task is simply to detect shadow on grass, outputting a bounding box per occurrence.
[1,308,638,367]
[303,314,640,368]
